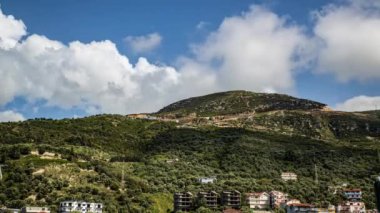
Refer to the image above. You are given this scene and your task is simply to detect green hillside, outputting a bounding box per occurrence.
[157,90,327,116]
[0,91,379,212]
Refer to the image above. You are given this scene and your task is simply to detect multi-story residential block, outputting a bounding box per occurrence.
[286,203,318,213]
[59,201,103,213]
[174,192,193,212]
[343,189,362,201]
[269,190,288,208]
[337,201,366,213]
[221,190,241,209]
[246,192,270,209]
[198,191,218,208]
[281,172,298,181]
[21,207,50,213]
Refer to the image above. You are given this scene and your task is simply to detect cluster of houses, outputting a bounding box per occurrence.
[173,188,367,213]
[0,201,103,213]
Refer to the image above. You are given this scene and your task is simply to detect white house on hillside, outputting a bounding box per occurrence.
[21,207,50,213]
[197,177,216,184]
[59,201,103,213]
[281,172,297,181]
[343,189,362,201]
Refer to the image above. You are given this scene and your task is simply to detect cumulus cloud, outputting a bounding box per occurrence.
[0,9,26,50]
[0,110,25,122]
[313,0,380,81]
[0,5,311,115]
[0,34,184,114]
[124,33,162,53]
[335,95,380,112]
[189,6,310,93]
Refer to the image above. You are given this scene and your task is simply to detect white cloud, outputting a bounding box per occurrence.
[0,110,25,122]
[196,21,209,30]
[188,6,309,93]
[124,33,162,53]
[6,5,359,116]
[0,9,26,50]
[0,34,183,114]
[0,6,182,114]
[0,6,310,115]
[313,0,380,81]
[335,95,380,112]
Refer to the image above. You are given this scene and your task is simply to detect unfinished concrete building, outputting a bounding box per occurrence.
[174,192,193,212]
[221,190,241,209]
[198,191,218,208]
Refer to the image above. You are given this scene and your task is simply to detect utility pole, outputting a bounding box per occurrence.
[0,165,5,181]
[314,163,318,184]
[121,167,125,191]
[121,159,125,191]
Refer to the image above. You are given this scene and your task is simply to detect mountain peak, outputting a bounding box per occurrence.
[157,90,327,116]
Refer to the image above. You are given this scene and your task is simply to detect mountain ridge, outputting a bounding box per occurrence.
[157,90,328,116]
[0,91,379,212]
[153,91,380,140]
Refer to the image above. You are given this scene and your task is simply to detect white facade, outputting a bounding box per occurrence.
[344,189,362,200]
[59,201,103,213]
[281,172,297,181]
[1,209,20,213]
[337,201,366,213]
[21,207,50,213]
[198,177,216,184]
[246,192,270,209]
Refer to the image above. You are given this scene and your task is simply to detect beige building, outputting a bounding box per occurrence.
[21,207,50,213]
[270,190,288,208]
[337,201,366,213]
[281,172,297,181]
[281,172,298,181]
[246,192,270,209]
[317,205,336,213]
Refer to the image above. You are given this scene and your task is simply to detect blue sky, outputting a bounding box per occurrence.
[0,0,379,121]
